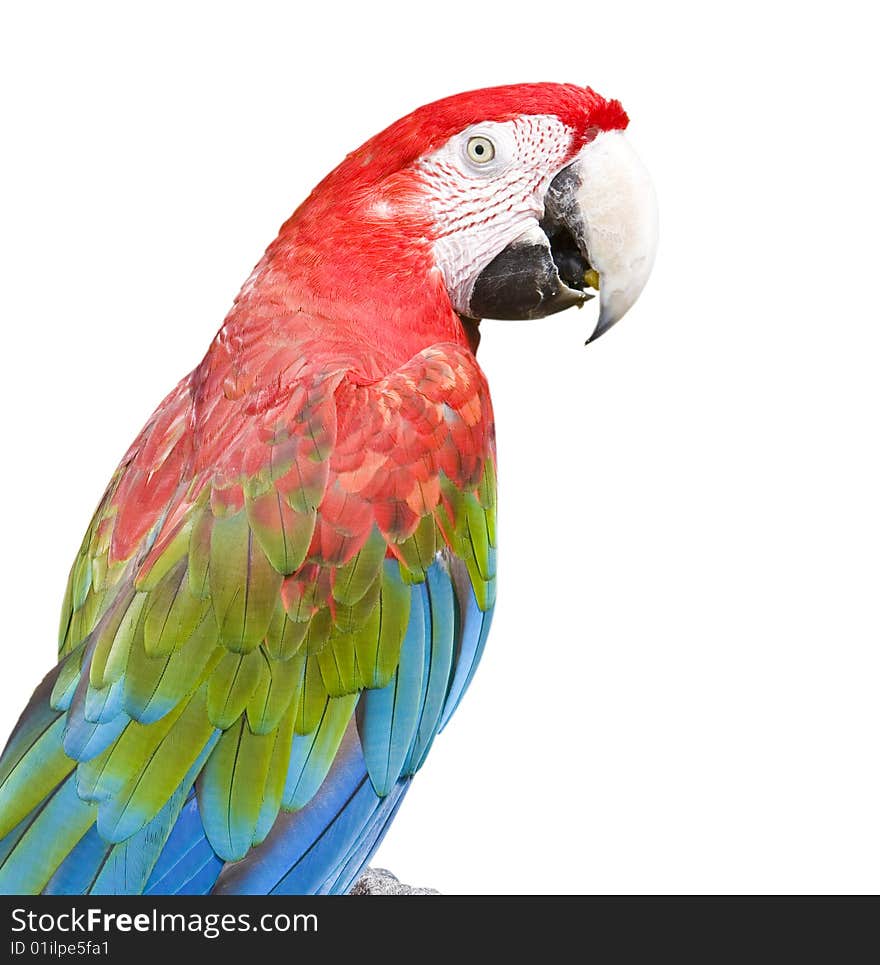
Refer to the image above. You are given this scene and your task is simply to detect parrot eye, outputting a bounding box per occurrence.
[466,136,496,165]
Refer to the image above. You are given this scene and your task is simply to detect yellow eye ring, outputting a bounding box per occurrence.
[466,136,495,164]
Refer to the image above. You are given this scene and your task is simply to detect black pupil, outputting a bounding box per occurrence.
[474,143,484,155]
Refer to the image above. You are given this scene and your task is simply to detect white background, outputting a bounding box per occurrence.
[0,2,877,894]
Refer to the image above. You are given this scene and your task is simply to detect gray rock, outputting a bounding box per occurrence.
[351,867,439,895]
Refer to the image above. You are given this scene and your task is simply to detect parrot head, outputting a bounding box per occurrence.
[271,83,657,354]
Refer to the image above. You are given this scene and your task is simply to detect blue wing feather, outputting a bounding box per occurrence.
[0,553,494,894]
[209,556,491,894]
[359,582,427,794]
[439,562,494,731]
[44,825,106,895]
[405,564,456,773]
[214,723,370,894]
[144,794,223,895]
[89,734,218,894]
[321,780,410,895]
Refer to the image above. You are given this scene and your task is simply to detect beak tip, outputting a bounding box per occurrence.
[585,276,650,345]
[584,303,618,346]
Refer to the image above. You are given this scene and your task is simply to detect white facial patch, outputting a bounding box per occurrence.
[416,115,573,314]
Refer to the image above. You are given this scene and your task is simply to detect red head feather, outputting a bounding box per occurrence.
[318,83,629,194]
[221,84,629,375]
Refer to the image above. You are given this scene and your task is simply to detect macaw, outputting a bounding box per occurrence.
[0,83,657,895]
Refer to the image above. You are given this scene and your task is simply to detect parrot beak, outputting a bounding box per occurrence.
[465,130,658,343]
[566,130,659,344]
